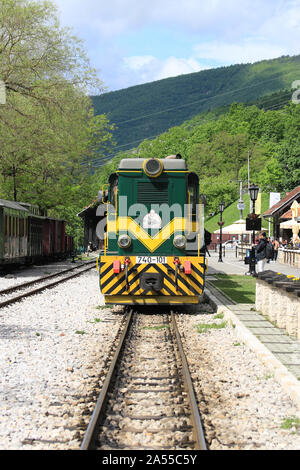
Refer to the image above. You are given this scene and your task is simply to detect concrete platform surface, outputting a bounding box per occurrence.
[206,283,300,410]
[207,251,300,277]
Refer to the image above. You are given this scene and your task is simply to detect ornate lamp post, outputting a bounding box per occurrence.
[218,201,225,262]
[248,184,259,275]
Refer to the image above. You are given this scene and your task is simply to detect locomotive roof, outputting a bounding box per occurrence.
[118,158,187,171]
[0,199,29,212]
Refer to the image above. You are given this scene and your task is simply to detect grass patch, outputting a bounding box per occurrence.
[214,313,224,319]
[143,324,170,330]
[196,321,227,334]
[95,305,107,310]
[210,274,256,304]
[281,416,300,430]
[75,330,86,335]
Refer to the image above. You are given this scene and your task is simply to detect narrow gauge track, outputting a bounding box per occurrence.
[0,260,95,309]
[80,310,207,451]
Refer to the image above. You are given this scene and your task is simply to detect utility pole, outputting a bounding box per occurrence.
[231,179,246,221]
[239,180,243,220]
[247,150,250,189]
[248,150,252,213]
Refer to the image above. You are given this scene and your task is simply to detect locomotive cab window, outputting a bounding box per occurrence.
[187,173,199,221]
[108,173,118,208]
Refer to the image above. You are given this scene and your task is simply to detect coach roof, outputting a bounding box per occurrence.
[118,158,188,171]
[0,199,29,212]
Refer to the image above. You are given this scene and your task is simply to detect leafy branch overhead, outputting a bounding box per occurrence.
[0,0,115,243]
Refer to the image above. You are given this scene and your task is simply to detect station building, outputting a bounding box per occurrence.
[77,198,105,252]
[263,185,300,240]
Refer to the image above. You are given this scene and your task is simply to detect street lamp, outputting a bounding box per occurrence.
[248,184,259,275]
[218,201,225,262]
[249,184,259,210]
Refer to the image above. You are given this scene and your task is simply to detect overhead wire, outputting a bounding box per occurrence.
[82,77,294,169]
[84,98,293,169]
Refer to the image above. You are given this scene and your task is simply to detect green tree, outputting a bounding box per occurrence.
[0,0,115,236]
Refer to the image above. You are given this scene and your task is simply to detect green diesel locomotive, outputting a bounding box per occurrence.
[97,156,206,305]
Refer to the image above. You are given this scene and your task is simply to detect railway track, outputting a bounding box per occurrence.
[0,260,96,308]
[80,310,207,451]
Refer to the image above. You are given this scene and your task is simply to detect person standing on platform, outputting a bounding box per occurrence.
[273,238,279,261]
[255,231,268,273]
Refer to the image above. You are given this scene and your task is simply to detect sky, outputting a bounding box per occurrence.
[54,0,300,92]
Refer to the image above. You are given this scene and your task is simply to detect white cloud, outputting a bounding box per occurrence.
[194,40,287,64]
[53,0,300,90]
[121,55,208,86]
[123,56,156,71]
[54,0,276,38]
[154,57,207,80]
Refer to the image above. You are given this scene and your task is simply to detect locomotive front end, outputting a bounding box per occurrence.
[98,157,206,305]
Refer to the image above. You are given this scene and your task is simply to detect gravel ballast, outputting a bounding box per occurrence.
[0,259,92,290]
[176,301,300,450]
[0,269,124,450]
[1,272,300,450]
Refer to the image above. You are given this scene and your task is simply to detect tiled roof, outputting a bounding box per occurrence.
[0,199,28,212]
[77,199,98,217]
[281,208,300,219]
[263,186,300,217]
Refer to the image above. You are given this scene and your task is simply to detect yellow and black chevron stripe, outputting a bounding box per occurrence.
[98,255,205,305]
[107,217,193,253]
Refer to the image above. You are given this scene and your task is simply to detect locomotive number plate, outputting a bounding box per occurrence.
[136,256,167,264]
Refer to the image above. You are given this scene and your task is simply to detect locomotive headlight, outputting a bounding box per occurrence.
[118,234,132,249]
[173,235,186,249]
[143,158,163,178]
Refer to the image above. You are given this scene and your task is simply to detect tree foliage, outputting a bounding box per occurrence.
[0,0,115,244]
[92,55,300,152]
[103,101,300,216]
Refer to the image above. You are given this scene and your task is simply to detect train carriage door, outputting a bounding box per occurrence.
[0,209,4,261]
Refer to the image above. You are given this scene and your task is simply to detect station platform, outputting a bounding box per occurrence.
[205,252,300,408]
[206,250,300,277]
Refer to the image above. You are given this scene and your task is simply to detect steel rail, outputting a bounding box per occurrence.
[0,260,95,297]
[80,309,133,450]
[80,309,207,451]
[171,311,207,450]
[0,264,95,309]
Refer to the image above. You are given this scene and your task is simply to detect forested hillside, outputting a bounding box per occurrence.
[96,101,300,220]
[92,55,300,152]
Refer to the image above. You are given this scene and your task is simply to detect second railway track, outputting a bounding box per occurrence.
[0,260,95,308]
[80,309,207,451]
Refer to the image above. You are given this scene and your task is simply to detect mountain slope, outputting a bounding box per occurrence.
[92,55,300,152]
